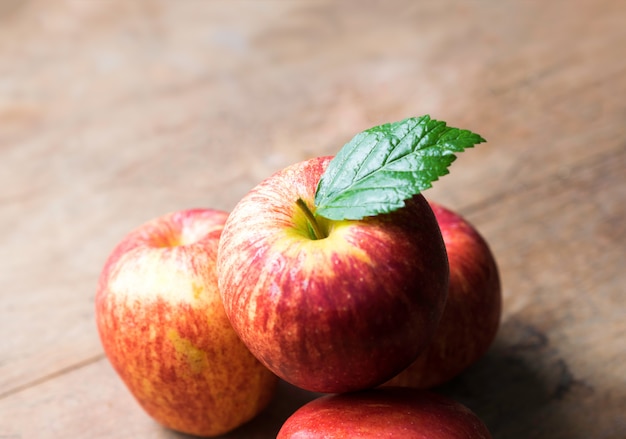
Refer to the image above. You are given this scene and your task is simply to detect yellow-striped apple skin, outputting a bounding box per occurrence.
[96,209,277,437]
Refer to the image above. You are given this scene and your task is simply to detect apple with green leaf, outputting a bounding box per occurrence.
[277,387,493,438]
[217,116,485,393]
[386,202,502,389]
[95,208,278,437]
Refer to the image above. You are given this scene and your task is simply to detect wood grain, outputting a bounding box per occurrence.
[1,0,624,437]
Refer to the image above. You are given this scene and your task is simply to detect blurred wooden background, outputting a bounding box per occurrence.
[0,0,624,438]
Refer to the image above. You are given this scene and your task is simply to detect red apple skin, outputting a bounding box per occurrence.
[386,202,501,389]
[217,156,449,394]
[277,387,492,439]
[95,209,278,437]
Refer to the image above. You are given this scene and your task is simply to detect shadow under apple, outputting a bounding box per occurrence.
[436,317,594,439]
[169,316,595,439]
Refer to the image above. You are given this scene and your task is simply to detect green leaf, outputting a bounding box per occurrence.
[314,115,485,220]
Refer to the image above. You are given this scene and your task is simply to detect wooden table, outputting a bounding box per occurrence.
[1,1,624,437]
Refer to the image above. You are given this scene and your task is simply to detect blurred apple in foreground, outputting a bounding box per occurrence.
[386,202,501,389]
[217,156,449,393]
[277,387,492,438]
[95,208,277,437]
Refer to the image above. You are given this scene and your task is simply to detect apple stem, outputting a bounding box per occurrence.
[296,198,325,240]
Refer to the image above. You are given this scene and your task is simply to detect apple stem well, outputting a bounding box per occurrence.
[296,198,327,240]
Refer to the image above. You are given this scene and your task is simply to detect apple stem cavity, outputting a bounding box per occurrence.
[296,198,327,240]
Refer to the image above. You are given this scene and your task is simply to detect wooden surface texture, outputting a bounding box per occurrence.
[0,1,624,438]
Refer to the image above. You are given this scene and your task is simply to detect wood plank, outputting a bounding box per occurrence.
[439,149,626,438]
[0,0,625,437]
[0,0,304,397]
[1,122,623,439]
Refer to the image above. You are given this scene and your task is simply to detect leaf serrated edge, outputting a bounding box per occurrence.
[314,116,486,220]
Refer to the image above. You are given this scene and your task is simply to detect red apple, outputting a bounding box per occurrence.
[95,208,278,437]
[277,387,492,438]
[386,202,501,389]
[217,156,449,393]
